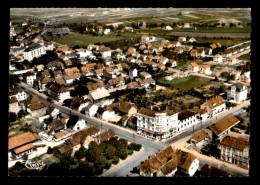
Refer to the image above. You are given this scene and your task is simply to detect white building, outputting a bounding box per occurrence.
[140,71,152,79]
[227,83,248,103]
[200,96,226,117]
[9,85,28,102]
[129,68,138,78]
[85,104,99,117]
[165,25,173,30]
[177,110,199,132]
[66,115,86,131]
[137,108,178,140]
[214,54,223,63]
[103,29,111,35]
[46,83,70,102]
[24,72,37,86]
[23,44,46,61]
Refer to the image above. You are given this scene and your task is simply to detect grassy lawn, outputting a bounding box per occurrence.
[196,38,249,47]
[157,75,211,91]
[14,26,24,34]
[44,32,141,47]
[238,53,251,61]
[173,27,251,33]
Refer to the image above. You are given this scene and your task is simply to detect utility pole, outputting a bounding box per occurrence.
[133,133,135,143]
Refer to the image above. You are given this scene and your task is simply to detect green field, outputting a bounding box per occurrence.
[44,32,141,47]
[238,53,251,61]
[157,75,211,91]
[196,38,249,47]
[14,26,24,34]
[174,27,251,33]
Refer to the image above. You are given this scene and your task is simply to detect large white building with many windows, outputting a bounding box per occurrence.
[177,110,199,132]
[227,83,248,103]
[137,107,178,140]
[23,44,46,61]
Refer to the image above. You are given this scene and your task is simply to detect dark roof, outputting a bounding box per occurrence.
[49,83,69,93]
[72,125,100,144]
[220,136,249,150]
[115,101,134,114]
[138,107,156,117]
[66,115,81,128]
[178,110,197,121]
[58,143,73,154]
[200,164,231,177]
[48,120,65,132]
[70,96,86,109]
[99,129,115,142]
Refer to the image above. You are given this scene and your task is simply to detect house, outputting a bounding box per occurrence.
[64,67,80,75]
[168,59,178,67]
[209,114,240,141]
[54,76,67,86]
[97,129,115,143]
[70,96,88,112]
[157,63,166,71]
[107,76,125,88]
[138,79,150,88]
[190,130,210,146]
[214,54,223,63]
[45,120,66,136]
[24,95,47,117]
[66,115,86,132]
[33,75,53,92]
[227,83,248,103]
[63,74,80,84]
[177,110,199,132]
[56,44,70,54]
[100,47,111,58]
[127,47,137,56]
[221,50,232,57]
[137,107,178,140]
[205,48,212,55]
[114,101,137,116]
[124,27,134,32]
[141,35,150,43]
[86,81,106,92]
[189,38,197,43]
[190,49,198,58]
[200,96,226,117]
[103,66,115,78]
[192,108,209,121]
[188,62,199,72]
[210,43,217,50]
[129,68,138,78]
[165,25,173,30]
[9,85,28,102]
[239,71,250,86]
[200,65,211,75]
[140,146,199,177]
[128,81,140,89]
[143,60,157,68]
[176,150,199,177]
[139,71,152,79]
[63,59,73,67]
[58,143,73,155]
[8,131,40,159]
[89,89,110,102]
[200,164,231,177]
[219,135,249,169]
[46,83,70,102]
[96,106,115,121]
[45,106,60,119]
[159,57,169,65]
[139,146,178,177]
[174,47,184,54]
[197,49,205,58]
[127,116,138,129]
[71,125,100,149]
[23,43,46,61]
[85,104,99,117]
[178,37,186,43]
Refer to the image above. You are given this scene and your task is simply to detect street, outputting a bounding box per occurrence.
[18,82,250,176]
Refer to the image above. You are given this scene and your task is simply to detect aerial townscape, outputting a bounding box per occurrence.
[9,8,251,178]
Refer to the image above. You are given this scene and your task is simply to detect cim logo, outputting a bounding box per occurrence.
[25,160,45,170]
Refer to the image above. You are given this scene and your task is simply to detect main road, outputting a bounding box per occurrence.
[18,83,250,177]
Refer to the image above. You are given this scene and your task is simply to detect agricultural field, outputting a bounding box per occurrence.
[156,75,211,92]
[44,32,142,48]
[238,53,251,61]
[196,38,249,47]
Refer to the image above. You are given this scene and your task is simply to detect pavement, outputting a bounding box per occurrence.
[17,83,250,176]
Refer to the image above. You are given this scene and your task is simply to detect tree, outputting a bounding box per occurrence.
[9,112,17,122]
[222,23,226,27]
[105,145,116,159]
[31,120,44,133]
[47,146,52,154]
[112,156,119,165]
[86,141,103,162]
[22,154,28,161]
[78,160,95,176]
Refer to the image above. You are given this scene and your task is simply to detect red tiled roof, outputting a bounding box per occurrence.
[191,130,209,142]
[14,143,35,154]
[54,131,65,139]
[220,136,249,150]
[209,114,240,136]
[9,131,39,150]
